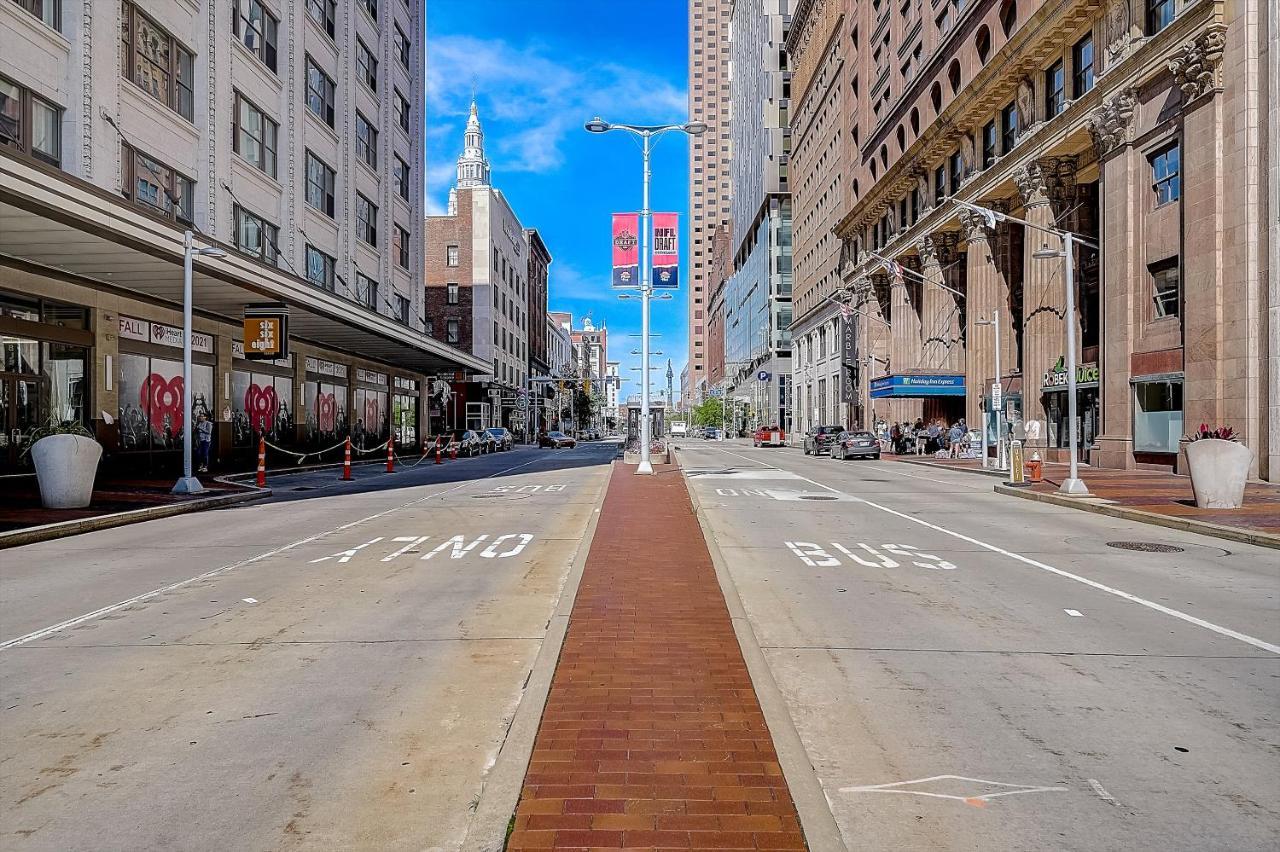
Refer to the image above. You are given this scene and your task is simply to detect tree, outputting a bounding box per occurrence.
[572,388,596,429]
[691,397,725,427]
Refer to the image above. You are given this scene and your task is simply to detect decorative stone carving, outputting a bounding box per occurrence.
[959,133,976,179]
[959,208,992,243]
[1016,78,1037,133]
[1087,88,1138,157]
[1013,157,1078,207]
[1104,0,1132,65]
[919,232,959,268]
[1168,24,1228,102]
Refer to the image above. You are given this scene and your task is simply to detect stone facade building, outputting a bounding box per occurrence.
[811,0,1276,479]
[1,0,482,474]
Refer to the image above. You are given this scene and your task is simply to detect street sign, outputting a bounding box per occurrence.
[516,394,529,411]
[757,370,771,382]
[243,304,288,360]
[709,387,725,397]
[991,382,1002,410]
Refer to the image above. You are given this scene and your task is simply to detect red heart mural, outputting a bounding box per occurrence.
[246,383,279,434]
[142,373,184,436]
[363,397,380,428]
[317,393,337,433]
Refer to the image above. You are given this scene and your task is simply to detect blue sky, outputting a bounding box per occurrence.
[426,0,691,403]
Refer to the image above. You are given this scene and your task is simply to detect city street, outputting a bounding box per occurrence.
[676,440,1279,851]
[0,442,615,851]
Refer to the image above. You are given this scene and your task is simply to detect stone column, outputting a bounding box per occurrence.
[889,256,923,423]
[1014,156,1078,453]
[919,232,962,374]
[961,210,996,427]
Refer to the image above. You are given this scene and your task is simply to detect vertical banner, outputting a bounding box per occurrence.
[651,212,679,289]
[611,213,639,288]
[840,315,859,407]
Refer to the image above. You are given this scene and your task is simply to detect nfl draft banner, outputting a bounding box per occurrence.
[651,212,679,289]
[611,213,639,288]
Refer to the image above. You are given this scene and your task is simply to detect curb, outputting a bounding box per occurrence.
[893,457,1009,478]
[993,484,1280,550]
[673,447,850,852]
[460,459,612,852]
[0,486,269,550]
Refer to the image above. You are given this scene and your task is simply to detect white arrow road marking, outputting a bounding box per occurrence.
[1065,609,1085,617]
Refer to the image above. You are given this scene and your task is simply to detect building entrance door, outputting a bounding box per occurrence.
[0,373,41,471]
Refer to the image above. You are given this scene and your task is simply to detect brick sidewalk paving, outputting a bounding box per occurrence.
[506,463,806,851]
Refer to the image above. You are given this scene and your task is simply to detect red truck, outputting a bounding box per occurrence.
[753,425,786,447]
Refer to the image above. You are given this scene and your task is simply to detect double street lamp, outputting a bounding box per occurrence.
[952,199,1096,496]
[585,117,707,474]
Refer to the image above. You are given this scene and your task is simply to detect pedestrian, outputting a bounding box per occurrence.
[949,420,965,458]
[926,420,941,454]
[914,420,927,455]
[890,422,902,454]
[195,411,213,473]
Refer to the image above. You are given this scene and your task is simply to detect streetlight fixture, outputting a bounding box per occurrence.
[585,116,708,474]
[974,309,1005,471]
[172,230,226,495]
[954,199,1096,496]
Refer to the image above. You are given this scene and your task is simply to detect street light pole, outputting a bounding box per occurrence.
[1059,232,1088,495]
[977,309,1004,471]
[172,230,225,495]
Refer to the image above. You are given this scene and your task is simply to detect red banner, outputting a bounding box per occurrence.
[611,213,639,288]
[652,212,679,289]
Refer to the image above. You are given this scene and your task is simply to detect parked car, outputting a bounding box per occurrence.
[753,425,786,447]
[448,429,482,457]
[703,427,720,440]
[830,430,881,460]
[803,425,844,455]
[539,430,576,449]
[476,430,498,454]
[485,427,514,451]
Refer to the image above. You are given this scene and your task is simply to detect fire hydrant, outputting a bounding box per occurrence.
[1026,451,1043,483]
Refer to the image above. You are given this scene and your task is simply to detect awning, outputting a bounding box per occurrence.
[870,374,965,398]
[0,152,487,376]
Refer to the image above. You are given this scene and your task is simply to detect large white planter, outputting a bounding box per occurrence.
[30,433,103,509]
[1185,438,1253,509]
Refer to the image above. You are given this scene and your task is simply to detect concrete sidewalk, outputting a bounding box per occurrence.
[505,463,807,851]
[892,455,1280,548]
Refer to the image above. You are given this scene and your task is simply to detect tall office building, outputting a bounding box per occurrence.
[686,0,734,404]
[1,0,481,474]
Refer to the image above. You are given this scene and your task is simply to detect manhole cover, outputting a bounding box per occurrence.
[798,495,840,501]
[1106,541,1185,553]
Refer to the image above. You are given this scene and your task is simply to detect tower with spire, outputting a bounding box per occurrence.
[447,100,491,214]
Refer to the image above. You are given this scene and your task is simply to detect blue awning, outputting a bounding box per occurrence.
[870,374,965,398]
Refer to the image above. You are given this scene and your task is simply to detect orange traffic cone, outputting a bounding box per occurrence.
[386,438,395,473]
[256,435,266,488]
[434,436,443,464]
[450,441,458,461]
[342,436,353,481]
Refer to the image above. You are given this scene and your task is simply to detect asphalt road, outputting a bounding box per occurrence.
[0,441,616,851]
[676,440,1279,852]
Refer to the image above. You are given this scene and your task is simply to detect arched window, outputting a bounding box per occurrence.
[897,125,906,151]
[948,60,962,94]
[975,25,992,62]
[930,81,943,113]
[879,144,889,168]
[852,178,860,199]
[870,160,878,179]
[1000,0,1017,37]
[910,107,920,135]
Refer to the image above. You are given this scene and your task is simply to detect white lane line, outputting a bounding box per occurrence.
[1088,779,1119,806]
[695,447,1280,657]
[1065,609,1085,617]
[242,598,258,604]
[857,463,987,490]
[708,447,843,494]
[1,454,553,651]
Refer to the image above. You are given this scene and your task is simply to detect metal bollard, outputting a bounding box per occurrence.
[342,436,353,481]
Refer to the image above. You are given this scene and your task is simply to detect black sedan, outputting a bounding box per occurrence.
[448,429,483,457]
[539,430,576,449]
[803,425,844,455]
[831,430,881,460]
[486,427,514,451]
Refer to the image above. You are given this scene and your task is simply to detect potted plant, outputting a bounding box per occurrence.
[1183,424,1253,509]
[26,420,102,509]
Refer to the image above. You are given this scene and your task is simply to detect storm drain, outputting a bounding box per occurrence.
[291,486,319,492]
[798,495,840,501]
[1106,541,1185,553]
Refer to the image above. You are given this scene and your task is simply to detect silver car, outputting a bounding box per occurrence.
[831,430,881,460]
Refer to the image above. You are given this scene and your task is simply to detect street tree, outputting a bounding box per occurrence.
[691,397,725,427]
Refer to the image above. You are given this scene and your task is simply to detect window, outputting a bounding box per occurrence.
[306,58,335,127]
[120,3,195,121]
[233,93,278,177]
[1072,33,1094,98]
[1133,379,1183,453]
[447,283,459,304]
[1149,258,1180,317]
[306,245,335,291]
[949,151,963,194]
[356,39,378,92]
[446,245,459,267]
[355,112,377,169]
[425,318,434,336]
[359,0,377,21]
[395,90,411,133]
[0,77,62,167]
[394,156,410,201]
[1146,0,1173,35]
[1045,60,1065,118]
[307,0,335,39]
[356,194,377,246]
[1001,102,1018,152]
[1150,141,1180,204]
[235,205,278,263]
[393,225,410,269]
[11,0,59,30]
[394,294,410,325]
[394,24,411,69]
[233,0,278,73]
[981,120,997,168]
[446,319,460,344]
[355,273,378,309]
[122,143,193,222]
[305,151,335,217]
[933,165,946,204]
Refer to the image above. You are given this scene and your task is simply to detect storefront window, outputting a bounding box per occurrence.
[117,353,213,450]
[1133,380,1183,453]
[352,387,388,448]
[43,342,85,423]
[231,370,293,446]
[304,380,347,446]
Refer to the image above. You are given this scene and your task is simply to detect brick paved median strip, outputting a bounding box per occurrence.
[506,463,807,851]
